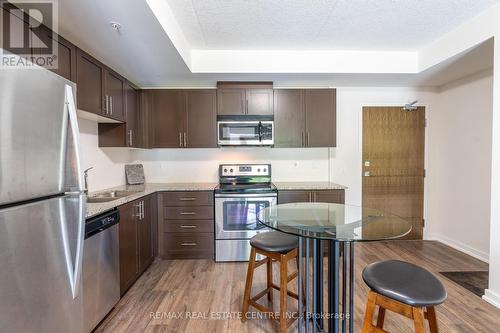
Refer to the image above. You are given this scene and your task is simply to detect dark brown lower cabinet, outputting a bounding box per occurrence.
[118,194,156,295]
[278,189,345,204]
[159,191,214,259]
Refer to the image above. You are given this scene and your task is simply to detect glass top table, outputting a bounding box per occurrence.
[257,203,412,333]
[257,202,412,241]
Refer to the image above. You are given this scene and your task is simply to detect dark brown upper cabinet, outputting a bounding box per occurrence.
[305,89,336,147]
[76,49,105,115]
[217,82,273,116]
[185,90,217,148]
[1,4,32,56]
[274,89,336,148]
[98,81,144,148]
[148,89,217,148]
[31,24,76,81]
[104,70,125,121]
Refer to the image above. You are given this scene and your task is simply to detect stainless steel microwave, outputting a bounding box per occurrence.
[217,116,274,146]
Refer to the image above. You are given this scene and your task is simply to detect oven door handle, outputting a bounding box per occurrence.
[215,193,278,199]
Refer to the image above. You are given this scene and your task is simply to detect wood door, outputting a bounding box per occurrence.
[274,89,305,147]
[76,50,104,115]
[125,82,140,147]
[185,90,217,148]
[150,90,185,148]
[138,197,154,272]
[305,89,336,147]
[362,106,425,239]
[217,88,246,115]
[246,88,273,115]
[119,200,139,295]
[314,190,345,204]
[278,190,311,204]
[105,70,125,121]
[31,25,76,81]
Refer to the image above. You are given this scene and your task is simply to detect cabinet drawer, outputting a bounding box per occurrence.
[163,191,214,206]
[163,233,214,259]
[164,206,214,220]
[164,220,214,233]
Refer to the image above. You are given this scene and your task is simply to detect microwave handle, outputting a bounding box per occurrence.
[258,121,262,142]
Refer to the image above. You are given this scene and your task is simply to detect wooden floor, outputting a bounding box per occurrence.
[96,241,500,333]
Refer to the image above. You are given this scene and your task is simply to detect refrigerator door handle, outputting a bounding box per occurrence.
[65,85,84,192]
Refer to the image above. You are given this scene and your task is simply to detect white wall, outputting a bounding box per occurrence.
[426,70,493,262]
[78,118,132,192]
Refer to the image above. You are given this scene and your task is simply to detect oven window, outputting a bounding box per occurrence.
[219,123,260,141]
[223,200,269,231]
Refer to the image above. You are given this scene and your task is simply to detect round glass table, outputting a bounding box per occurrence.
[257,202,412,333]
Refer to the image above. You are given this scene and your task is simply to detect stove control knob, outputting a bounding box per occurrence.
[263,168,267,172]
[230,168,233,173]
[224,168,227,173]
[257,168,261,172]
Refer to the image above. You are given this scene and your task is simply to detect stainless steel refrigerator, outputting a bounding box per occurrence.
[0,64,86,333]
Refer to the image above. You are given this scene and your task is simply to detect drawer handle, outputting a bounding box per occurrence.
[181,242,197,246]
[179,197,196,201]
[180,225,197,228]
[180,212,196,215]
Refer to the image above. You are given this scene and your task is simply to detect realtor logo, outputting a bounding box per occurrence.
[1,0,58,68]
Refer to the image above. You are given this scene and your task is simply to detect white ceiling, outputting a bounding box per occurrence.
[166,0,499,51]
[55,0,494,87]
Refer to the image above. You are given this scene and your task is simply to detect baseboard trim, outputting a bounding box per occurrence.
[483,289,500,309]
[427,233,489,263]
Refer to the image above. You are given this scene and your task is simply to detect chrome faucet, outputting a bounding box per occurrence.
[83,167,93,194]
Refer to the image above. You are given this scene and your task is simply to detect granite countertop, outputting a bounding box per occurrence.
[273,181,348,190]
[86,183,217,219]
[86,181,348,219]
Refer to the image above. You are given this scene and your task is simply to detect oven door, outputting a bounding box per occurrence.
[217,121,274,146]
[215,193,277,239]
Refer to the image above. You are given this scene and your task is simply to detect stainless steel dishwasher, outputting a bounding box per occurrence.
[83,209,120,333]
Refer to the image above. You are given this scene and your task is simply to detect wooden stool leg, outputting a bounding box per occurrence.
[279,254,288,333]
[267,258,273,302]
[376,306,386,329]
[241,247,257,322]
[412,307,426,333]
[362,291,377,333]
[427,306,439,333]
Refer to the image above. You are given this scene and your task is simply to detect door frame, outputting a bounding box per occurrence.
[360,105,428,239]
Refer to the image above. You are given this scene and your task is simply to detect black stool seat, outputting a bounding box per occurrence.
[362,260,447,307]
[250,231,298,253]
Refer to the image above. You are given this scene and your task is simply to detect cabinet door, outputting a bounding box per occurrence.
[31,25,76,81]
[278,190,311,204]
[150,90,185,148]
[314,190,345,204]
[185,90,217,148]
[305,89,336,147]
[1,4,31,56]
[246,88,273,115]
[105,70,125,121]
[118,201,140,295]
[76,50,104,115]
[125,82,140,147]
[138,196,154,272]
[274,89,305,147]
[217,88,246,115]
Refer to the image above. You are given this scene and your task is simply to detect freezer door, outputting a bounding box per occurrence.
[0,193,86,333]
[0,66,81,205]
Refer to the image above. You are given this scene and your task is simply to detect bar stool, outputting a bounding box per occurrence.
[361,260,447,333]
[241,231,303,333]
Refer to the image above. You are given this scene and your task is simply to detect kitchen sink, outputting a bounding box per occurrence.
[87,190,140,203]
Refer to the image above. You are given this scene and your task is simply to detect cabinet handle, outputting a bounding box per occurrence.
[180,212,196,215]
[105,95,109,114]
[301,132,304,147]
[246,99,249,114]
[181,242,197,246]
[179,132,182,147]
[180,225,197,229]
[308,191,312,202]
[313,192,317,202]
[306,132,310,146]
[183,132,187,147]
[140,201,144,220]
[128,130,133,146]
[110,96,113,115]
[179,197,196,201]
[135,203,141,218]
